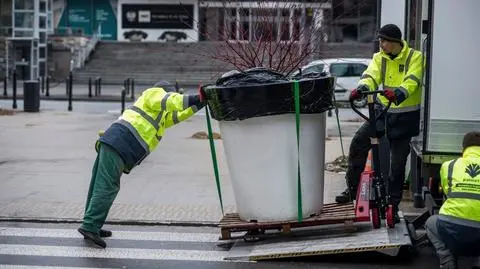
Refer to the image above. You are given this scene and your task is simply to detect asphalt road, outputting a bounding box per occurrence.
[0,221,444,269]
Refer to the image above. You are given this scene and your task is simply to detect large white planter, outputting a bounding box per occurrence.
[219,113,326,222]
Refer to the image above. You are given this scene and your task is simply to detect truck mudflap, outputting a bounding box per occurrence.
[224,214,412,261]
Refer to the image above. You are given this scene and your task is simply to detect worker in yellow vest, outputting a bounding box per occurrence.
[335,24,424,223]
[425,131,480,269]
[78,82,206,248]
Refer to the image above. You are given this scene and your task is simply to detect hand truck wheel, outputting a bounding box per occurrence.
[371,207,381,229]
[386,204,395,228]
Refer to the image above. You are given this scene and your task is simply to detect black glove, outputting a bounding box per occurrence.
[393,88,407,105]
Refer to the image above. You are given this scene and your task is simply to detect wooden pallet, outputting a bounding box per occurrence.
[219,203,356,240]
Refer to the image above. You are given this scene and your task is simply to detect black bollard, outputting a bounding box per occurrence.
[12,71,17,109]
[121,89,126,114]
[98,77,102,96]
[65,77,69,95]
[328,109,332,117]
[68,72,73,111]
[94,77,98,96]
[46,76,50,97]
[124,78,128,95]
[88,77,92,98]
[3,77,6,96]
[41,76,45,93]
[130,79,135,99]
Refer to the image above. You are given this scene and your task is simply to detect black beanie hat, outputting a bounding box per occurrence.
[463,131,480,150]
[378,24,402,43]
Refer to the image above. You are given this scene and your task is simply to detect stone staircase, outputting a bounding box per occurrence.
[73,41,232,86]
[73,41,372,86]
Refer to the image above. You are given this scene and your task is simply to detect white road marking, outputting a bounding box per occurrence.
[0,244,228,262]
[0,227,220,242]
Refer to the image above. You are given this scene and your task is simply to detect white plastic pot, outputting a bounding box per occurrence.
[219,113,326,222]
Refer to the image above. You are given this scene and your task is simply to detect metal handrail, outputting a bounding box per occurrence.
[71,25,100,70]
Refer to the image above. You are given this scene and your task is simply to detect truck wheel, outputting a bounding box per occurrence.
[371,208,381,229]
[386,204,395,228]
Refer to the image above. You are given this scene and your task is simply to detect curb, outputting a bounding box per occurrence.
[0,217,219,227]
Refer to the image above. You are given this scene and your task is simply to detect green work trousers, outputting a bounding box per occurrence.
[81,143,125,235]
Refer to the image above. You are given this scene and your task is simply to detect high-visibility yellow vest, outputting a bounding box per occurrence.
[439,146,480,222]
[358,40,424,113]
[96,87,200,154]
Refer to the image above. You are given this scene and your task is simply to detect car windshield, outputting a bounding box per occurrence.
[290,64,325,78]
[330,63,367,77]
[303,64,325,74]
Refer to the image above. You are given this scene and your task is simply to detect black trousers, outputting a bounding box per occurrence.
[345,121,411,206]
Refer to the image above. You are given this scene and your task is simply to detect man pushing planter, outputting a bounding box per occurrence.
[78,81,206,248]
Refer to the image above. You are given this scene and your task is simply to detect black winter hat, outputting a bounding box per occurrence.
[463,131,480,150]
[153,80,176,92]
[378,24,402,43]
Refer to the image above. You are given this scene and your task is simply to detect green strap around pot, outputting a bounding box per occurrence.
[293,80,303,222]
[205,105,224,215]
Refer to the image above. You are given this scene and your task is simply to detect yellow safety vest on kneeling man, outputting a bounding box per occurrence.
[440,146,480,222]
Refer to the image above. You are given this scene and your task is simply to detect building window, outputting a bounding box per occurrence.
[14,12,35,28]
[239,8,249,40]
[220,7,309,42]
[14,0,34,10]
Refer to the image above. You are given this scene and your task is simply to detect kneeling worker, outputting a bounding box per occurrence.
[425,131,480,269]
[78,82,206,248]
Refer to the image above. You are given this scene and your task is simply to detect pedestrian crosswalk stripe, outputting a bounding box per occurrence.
[0,264,118,269]
[0,227,220,242]
[0,244,228,262]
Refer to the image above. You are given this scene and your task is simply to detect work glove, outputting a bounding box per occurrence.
[383,89,397,103]
[198,86,207,103]
[393,88,407,105]
[349,85,368,101]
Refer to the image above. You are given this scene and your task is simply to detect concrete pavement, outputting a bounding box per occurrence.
[0,106,362,225]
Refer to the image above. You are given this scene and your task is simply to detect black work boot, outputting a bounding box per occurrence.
[78,228,107,248]
[393,204,401,223]
[439,260,458,269]
[82,229,111,238]
[335,189,355,203]
[99,229,112,238]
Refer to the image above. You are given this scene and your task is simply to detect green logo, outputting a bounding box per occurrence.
[465,163,480,178]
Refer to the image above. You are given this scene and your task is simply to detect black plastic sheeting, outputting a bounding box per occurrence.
[203,68,335,121]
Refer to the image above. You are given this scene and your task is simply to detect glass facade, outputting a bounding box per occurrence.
[1,0,52,80]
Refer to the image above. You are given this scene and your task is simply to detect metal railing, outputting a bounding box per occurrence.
[70,25,101,70]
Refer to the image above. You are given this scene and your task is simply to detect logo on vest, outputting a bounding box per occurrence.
[465,163,480,178]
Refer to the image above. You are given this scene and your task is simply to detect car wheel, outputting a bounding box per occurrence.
[353,97,367,108]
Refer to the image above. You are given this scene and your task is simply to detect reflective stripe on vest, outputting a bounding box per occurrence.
[447,158,480,200]
[116,105,164,153]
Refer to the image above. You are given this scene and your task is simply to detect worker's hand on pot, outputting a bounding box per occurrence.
[198,86,207,103]
[383,89,397,103]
